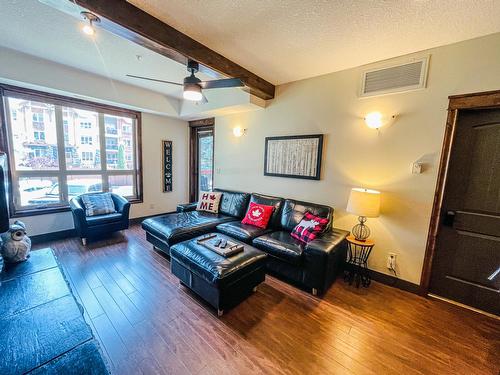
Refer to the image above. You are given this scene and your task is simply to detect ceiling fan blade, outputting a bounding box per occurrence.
[200,78,244,89]
[126,74,183,86]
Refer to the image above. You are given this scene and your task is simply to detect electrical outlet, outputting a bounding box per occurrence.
[387,252,397,269]
[411,162,422,174]
[149,204,155,209]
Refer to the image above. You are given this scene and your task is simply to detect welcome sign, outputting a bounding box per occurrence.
[162,140,173,192]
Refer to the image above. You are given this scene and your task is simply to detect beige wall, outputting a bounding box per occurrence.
[213,33,500,284]
[132,113,189,218]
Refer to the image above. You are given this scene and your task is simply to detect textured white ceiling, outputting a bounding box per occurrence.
[129,0,500,84]
[0,0,212,99]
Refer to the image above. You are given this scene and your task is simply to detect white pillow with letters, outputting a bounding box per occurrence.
[196,191,222,214]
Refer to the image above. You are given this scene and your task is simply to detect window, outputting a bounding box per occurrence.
[81,151,94,161]
[189,120,214,202]
[80,136,93,145]
[1,85,142,216]
[34,131,46,141]
[109,175,134,196]
[106,138,118,150]
[32,112,43,123]
[105,119,117,135]
[106,152,117,165]
[64,108,100,171]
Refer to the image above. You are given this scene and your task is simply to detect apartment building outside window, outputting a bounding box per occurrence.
[0,84,142,216]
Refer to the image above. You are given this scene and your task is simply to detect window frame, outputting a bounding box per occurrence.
[188,118,215,202]
[0,84,143,218]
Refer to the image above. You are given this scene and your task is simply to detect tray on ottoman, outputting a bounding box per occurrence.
[170,233,267,316]
[196,233,244,257]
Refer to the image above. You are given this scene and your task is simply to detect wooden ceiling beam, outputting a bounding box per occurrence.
[72,0,275,100]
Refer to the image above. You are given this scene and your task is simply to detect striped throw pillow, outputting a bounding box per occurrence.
[81,193,116,217]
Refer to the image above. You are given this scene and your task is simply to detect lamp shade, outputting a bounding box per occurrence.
[346,188,380,218]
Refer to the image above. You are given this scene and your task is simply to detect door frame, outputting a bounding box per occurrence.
[420,89,500,295]
[188,118,215,202]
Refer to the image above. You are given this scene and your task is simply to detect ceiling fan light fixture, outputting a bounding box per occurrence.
[126,59,241,103]
[81,11,100,36]
[183,84,203,101]
[82,24,94,35]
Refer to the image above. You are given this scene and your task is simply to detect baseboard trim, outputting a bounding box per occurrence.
[428,293,499,320]
[369,269,421,294]
[31,229,76,244]
[30,212,176,244]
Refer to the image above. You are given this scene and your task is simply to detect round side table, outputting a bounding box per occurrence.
[344,235,375,288]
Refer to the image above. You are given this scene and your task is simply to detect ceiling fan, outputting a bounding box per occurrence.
[127,60,244,102]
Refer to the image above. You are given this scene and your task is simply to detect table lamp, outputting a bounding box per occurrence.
[346,188,380,241]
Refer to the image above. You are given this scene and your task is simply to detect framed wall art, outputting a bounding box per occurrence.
[162,140,173,192]
[264,134,323,180]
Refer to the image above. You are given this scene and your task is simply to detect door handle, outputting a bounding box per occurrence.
[487,266,500,281]
[443,210,456,227]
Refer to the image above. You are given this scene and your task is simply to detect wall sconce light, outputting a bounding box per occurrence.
[233,127,247,137]
[364,112,398,130]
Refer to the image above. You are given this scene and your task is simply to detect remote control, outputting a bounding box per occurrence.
[214,238,222,247]
[220,240,227,249]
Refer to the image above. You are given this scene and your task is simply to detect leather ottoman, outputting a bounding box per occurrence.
[170,233,267,316]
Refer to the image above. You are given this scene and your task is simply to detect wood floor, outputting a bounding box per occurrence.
[33,224,500,375]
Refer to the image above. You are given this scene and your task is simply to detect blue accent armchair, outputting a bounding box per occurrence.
[69,193,131,245]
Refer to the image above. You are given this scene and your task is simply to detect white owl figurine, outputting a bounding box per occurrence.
[0,220,31,263]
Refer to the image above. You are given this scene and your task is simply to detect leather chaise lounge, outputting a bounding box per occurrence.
[142,189,250,254]
[142,189,349,295]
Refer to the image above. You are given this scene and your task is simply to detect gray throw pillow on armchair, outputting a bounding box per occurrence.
[81,193,116,217]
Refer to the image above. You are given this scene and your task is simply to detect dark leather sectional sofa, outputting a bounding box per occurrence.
[142,189,349,295]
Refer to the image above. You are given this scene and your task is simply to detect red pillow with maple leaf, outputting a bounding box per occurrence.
[241,202,274,229]
[291,212,329,243]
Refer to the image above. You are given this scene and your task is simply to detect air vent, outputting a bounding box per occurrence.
[360,56,429,97]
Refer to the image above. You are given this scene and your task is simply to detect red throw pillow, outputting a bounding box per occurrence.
[241,202,274,229]
[291,212,329,243]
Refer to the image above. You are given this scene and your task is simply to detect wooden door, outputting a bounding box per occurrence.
[429,108,500,315]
